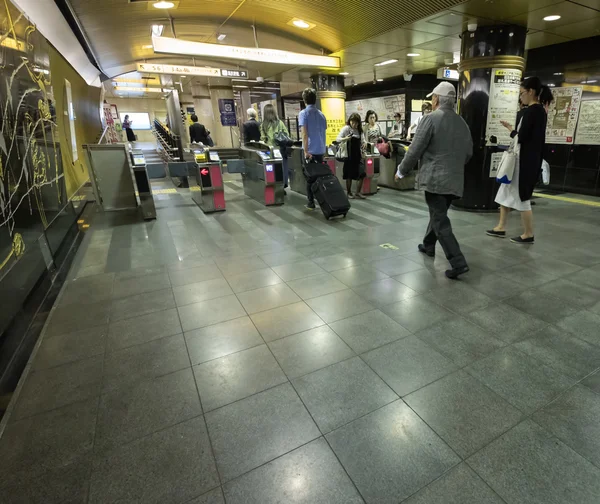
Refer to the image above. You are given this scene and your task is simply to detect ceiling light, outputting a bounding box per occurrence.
[407,53,420,57]
[142,44,153,49]
[153,1,174,8]
[548,83,555,87]
[375,59,398,67]
[583,80,597,83]
[543,15,561,21]
[292,19,310,29]
[217,34,227,41]
[553,72,563,75]
[339,72,349,75]
[377,79,383,82]
[152,25,164,36]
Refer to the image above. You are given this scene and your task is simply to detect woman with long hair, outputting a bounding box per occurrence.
[261,103,291,189]
[337,113,366,199]
[487,77,548,244]
[122,115,136,142]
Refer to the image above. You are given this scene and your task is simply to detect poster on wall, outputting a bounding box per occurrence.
[218,98,237,126]
[485,68,522,146]
[489,152,503,178]
[346,94,406,121]
[546,86,582,144]
[283,101,301,118]
[574,99,600,145]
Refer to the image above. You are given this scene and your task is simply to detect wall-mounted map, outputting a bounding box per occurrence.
[346,94,406,121]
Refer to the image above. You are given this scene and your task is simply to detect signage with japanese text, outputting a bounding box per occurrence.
[136,63,248,79]
[218,98,237,126]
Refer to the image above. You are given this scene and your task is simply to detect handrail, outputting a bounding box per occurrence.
[98,125,109,144]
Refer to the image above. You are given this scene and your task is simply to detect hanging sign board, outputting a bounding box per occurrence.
[546,86,582,144]
[575,100,600,145]
[136,63,248,79]
[218,98,237,126]
[485,68,522,147]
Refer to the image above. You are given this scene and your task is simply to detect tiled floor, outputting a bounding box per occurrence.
[2,179,600,503]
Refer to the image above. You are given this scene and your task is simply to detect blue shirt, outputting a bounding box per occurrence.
[298,105,327,155]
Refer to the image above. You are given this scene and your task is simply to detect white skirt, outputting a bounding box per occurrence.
[495,158,531,212]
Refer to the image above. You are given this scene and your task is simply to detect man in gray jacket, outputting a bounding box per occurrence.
[396,82,473,279]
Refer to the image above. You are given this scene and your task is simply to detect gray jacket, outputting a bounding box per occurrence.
[398,105,473,197]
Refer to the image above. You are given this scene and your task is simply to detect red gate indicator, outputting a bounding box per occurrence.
[201,168,209,176]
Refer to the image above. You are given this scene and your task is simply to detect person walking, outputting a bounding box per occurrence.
[261,104,291,189]
[298,88,327,209]
[389,112,406,139]
[337,113,366,199]
[243,108,261,143]
[487,77,548,244]
[122,115,136,143]
[396,81,473,279]
[189,114,212,145]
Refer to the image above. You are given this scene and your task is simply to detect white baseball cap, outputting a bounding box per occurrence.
[426,81,456,98]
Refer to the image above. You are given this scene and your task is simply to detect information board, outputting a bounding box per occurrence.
[546,86,582,144]
[574,99,600,145]
[218,98,237,127]
[485,68,522,147]
[346,94,406,121]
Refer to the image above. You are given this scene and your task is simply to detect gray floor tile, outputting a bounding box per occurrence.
[108,308,182,351]
[89,417,219,504]
[116,265,167,280]
[268,326,355,380]
[188,488,225,504]
[393,268,447,294]
[110,288,176,322]
[193,345,287,411]
[167,257,212,272]
[34,325,107,370]
[223,438,363,504]
[568,267,600,290]
[215,255,268,277]
[13,356,103,420]
[293,357,398,433]
[205,383,320,482]
[403,463,505,504]
[45,300,111,338]
[536,278,600,308]
[496,263,559,287]
[185,317,263,365]
[466,346,576,414]
[424,283,494,315]
[332,265,390,287]
[326,401,459,504]
[466,303,548,343]
[313,253,361,272]
[405,371,523,458]
[467,419,600,504]
[237,284,301,314]
[467,272,530,300]
[381,295,457,333]
[416,318,505,367]
[514,326,600,380]
[178,295,246,331]
[103,334,190,393]
[531,257,584,277]
[556,310,600,346]
[372,256,424,276]
[306,289,375,323]
[259,249,307,267]
[172,278,233,307]
[226,268,283,293]
[59,273,114,306]
[329,309,410,354]
[287,273,347,300]
[355,278,419,307]
[0,399,97,487]
[581,369,600,393]
[250,302,324,342]
[168,265,224,288]
[362,336,458,396]
[272,260,326,282]
[505,289,581,324]
[112,272,171,299]
[95,368,202,452]
[533,385,600,468]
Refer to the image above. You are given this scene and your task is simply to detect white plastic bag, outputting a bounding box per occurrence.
[541,159,550,185]
[496,120,521,185]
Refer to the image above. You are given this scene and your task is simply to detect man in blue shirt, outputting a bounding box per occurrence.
[298,88,327,209]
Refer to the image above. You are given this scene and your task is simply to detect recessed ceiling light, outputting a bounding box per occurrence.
[152,24,164,36]
[217,33,227,41]
[553,72,563,75]
[548,83,555,87]
[543,15,561,21]
[339,72,349,75]
[583,79,597,83]
[375,59,398,66]
[377,78,383,82]
[407,53,420,57]
[293,19,310,28]
[153,1,174,8]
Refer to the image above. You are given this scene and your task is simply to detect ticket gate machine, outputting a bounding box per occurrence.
[378,140,416,190]
[191,147,225,213]
[129,149,157,220]
[362,144,381,195]
[240,142,284,206]
[289,145,337,196]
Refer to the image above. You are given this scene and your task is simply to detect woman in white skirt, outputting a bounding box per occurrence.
[487,77,549,244]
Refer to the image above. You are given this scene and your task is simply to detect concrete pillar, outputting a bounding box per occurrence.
[455,25,527,210]
[191,84,215,139]
[310,74,346,146]
[209,85,236,148]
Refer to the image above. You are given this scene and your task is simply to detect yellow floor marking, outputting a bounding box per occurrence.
[533,192,600,208]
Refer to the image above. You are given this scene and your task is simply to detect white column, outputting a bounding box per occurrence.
[191,84,215,138]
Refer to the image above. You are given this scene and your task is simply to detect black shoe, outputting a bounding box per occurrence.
[283,189,287,196]
[486,229,506,238]
[445,266,470,279]
[305,201,316,210]
[418,244,435,257]
[511,236,534,244]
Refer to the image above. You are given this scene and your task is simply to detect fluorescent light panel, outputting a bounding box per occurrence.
[375,59,398,66]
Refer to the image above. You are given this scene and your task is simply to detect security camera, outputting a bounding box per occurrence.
[467,22,477,32]
[403,73,413,81]
[256,76,264,83]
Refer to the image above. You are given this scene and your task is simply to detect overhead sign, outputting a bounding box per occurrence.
[218,98,237,126]
[136,63,248,79]
[437,68,459,81]
[152,36,340,68]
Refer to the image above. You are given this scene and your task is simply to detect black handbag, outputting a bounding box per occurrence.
[274,130,293,148]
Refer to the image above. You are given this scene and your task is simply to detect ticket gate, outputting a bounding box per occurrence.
[289,145,338,196]
[362,144,381,195]
[378,140,416,190]
[240,142,285,205]
[129,149,157,220]
[191,147,225,213]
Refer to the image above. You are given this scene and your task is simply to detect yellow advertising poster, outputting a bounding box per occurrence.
[320,97,346,146]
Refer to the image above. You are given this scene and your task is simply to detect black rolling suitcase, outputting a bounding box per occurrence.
[312,174,350,220]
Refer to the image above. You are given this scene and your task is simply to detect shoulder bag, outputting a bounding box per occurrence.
[496,122,521,184]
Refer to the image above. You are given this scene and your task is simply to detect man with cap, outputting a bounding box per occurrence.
[396,81,473,279]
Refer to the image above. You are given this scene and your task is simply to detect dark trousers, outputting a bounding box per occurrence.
[305,154,324,202]
[423,192,467,269]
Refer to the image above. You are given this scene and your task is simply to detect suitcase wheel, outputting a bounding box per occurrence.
[343,213,347,218]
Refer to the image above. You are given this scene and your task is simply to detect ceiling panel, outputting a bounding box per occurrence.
[414,36,462,52]
[510,2,600,31]
[342,42,413,57]
[525,31,571,49]
[367,28,444,47]
[330,51,375,66]
[449,0,564,20]
[549,18,600,39]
